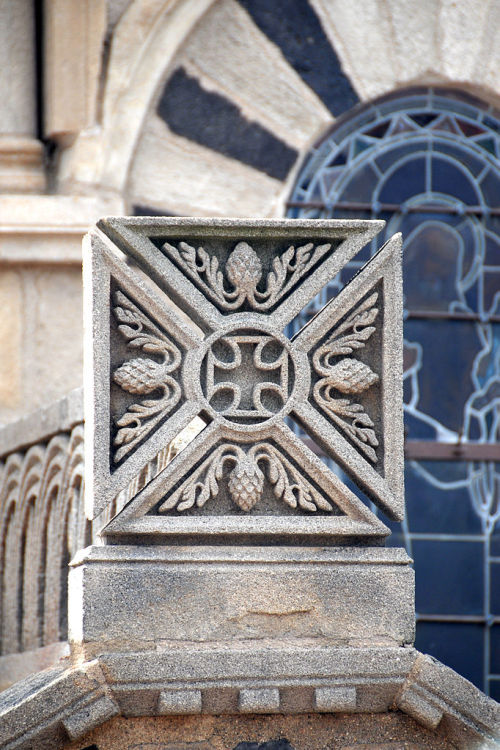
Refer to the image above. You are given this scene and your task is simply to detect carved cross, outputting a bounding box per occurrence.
[84,219,403,544]
[204,332,291,421]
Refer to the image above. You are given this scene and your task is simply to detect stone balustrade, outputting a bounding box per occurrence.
[0,387,186,674]
[0,390,86,658]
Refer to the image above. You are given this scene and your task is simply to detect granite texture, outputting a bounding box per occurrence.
[0,648,498,749]
[85,218,403,540]
[68,545,414,656]
[0,387,83,458]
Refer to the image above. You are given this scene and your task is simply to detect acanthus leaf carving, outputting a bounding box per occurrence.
[163,240,331,311]
[312,292,380,463]
[158,443,334,514]
[313,292,379,366]
[112,291,182,463]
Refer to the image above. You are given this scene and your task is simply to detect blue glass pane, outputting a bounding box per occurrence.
[415,622,484,690]
[479,169,500,206]
[403,224,464,311]
[483,272,500,316]
[431,158,479,204]
[409,112,438,128]
[404,320,481,434]
[490,680,500,702]
[490,624,500,674]
[491,527,500,557]
[490,563,500,616]
[413,540,484,615]
[435,141,484,176]
[403,411,436,440]
[485,235,500,266]
[338,164,379,203]
[375,141,424,173]
[378,158,426,204]
[405,461,482,535]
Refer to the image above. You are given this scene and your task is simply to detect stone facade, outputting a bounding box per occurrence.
[3,1,500,422]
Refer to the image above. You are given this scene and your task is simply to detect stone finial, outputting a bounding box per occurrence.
[84,218,403,543]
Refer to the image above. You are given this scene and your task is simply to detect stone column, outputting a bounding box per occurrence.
[0,0,45,192]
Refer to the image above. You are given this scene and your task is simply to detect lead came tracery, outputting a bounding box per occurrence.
[287,88,500,698]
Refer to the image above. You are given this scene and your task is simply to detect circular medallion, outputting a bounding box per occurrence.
[200,328,295,424]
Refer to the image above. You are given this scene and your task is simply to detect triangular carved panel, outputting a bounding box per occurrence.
[292,234,404,520]
[104,423,388,542]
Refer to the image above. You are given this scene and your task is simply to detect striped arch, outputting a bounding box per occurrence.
[60,0,500,218]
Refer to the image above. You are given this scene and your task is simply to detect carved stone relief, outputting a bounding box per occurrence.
[311,291,380,464]
[163,238,332,312]
[84,218,403,541]
[111,291,183,463]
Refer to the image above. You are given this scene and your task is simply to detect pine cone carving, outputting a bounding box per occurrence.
[226,242,262,294]
[228,456,264,511]
[113,358,165,394]
[327,358,378,394]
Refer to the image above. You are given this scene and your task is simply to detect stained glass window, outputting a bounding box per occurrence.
[287,88,500,698]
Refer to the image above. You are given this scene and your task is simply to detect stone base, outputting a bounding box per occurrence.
[0,136,46,193]
[59,711,466,750]
[69,545,414,659]
[2,647,499,750]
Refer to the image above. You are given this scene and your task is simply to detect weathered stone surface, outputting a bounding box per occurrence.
[69,546,414,655]
[0,660,118,750]
[59,711,474,750]
[0,387,82,457]
[0,194,122,425]
[239,688,280,713]
[62,693,119,740]
[85,218,403,540]
[0,421,85,656]
[0,269,22,409]
[0,641,70,692]
[0,648,498,749]
[314,686,357,712]
[396,653,500,742]
[158,689,202,715]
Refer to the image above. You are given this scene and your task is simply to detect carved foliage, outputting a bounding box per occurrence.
[312,292,380,463]
[112,291,182,462]
[158,443,335,514]
[163,240,331,311]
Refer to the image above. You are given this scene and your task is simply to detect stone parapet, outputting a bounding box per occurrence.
[0,648,498,750]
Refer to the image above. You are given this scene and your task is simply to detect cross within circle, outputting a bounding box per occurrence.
[201,328,295,424]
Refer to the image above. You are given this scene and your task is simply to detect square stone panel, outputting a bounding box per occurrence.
[84,218,403,542]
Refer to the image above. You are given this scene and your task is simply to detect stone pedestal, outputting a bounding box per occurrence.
[69,545,414,661]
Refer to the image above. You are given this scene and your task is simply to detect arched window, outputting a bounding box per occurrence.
[287,88,500,698]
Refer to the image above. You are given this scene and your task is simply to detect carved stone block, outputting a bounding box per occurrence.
[239,688,281,713]
[314,686,357,712]
[83,218,404,543]
[157,689,202,715]
[68,546,415,657]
